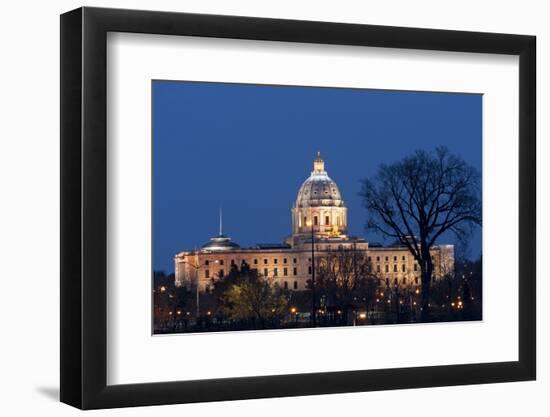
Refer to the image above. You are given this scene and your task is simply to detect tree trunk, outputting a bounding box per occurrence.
[420,253,434,321]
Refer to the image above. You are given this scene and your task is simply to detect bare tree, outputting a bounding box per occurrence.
[360,147,481,318]
[313,245,372,324]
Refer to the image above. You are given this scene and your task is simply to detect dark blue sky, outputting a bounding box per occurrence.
[153,81,482,273]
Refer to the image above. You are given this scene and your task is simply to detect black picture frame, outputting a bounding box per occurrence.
[60,6,536,410]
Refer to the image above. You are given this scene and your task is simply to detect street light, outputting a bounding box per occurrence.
[306,219,316,327]
[181,259,218,319]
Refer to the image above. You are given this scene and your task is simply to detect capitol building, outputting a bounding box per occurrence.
[175,153,454,291]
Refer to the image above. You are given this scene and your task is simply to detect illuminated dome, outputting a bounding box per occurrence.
[290,152,348,242]
[201,234,240,252]
[295,152,344,208]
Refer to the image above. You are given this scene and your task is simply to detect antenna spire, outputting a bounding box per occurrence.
[219,207,223,236]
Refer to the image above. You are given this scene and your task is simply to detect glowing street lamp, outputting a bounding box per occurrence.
[306,219,316,327]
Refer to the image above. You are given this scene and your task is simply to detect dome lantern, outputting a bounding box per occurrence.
[313,151,325,174]
[290,152,348,244]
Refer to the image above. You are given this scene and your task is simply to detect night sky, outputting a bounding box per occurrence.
[153,81,482,273]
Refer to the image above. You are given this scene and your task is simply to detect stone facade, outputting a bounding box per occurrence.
[174,153,454,291]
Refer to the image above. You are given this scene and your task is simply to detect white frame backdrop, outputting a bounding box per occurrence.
[106,32,519,385]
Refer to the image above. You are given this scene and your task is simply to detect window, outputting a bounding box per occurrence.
[303,216,307,225]
[325,216,330,225]
[219,260,224,266]
[219,269,224,277]
[264,259,268,264]
[394,278,398,285]
[230,259,235,266]
[402,264,406,272]
[415,277,419,284]
[205,260,209,266]
[368,256,372,261]
[377,265,381,272]
[284,267,288,276]
[393,264,398,272]
[293,267,297,275]
[385,265,389,273]
[205,270,210,278]
[414,264,418,271]
[308,258,311,262]
[264,268,268,276]
[293,258,297,263]
[402,256,406,261]
[402,277,407,284]
[284,281,288,289]
[283,258,287,264]
[386,278,390,285]
[254,259,258,264]
[308,266,312,274]
[385,256,389,261]
[293,281,298,290]
[274,268,278,276]
[394,256,397,261]
[376,256,380,261]
[314,216,318,226]
[274,258,278,264]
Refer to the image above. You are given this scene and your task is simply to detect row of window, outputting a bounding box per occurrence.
[204,258,299,267]
[204,266,302,279]
[376,263,418,273]
[369,255,436,262]
[263,267,298,277]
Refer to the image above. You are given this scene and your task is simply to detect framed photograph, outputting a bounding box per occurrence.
[60,6,536,409]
